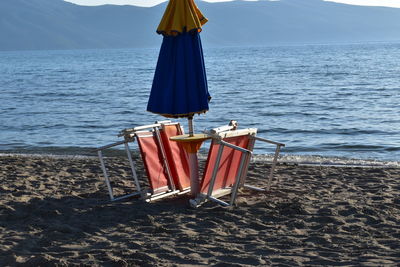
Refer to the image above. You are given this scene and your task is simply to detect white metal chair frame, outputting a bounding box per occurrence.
[96,120,189,202]
[190,124,285,208]
[97,120,284,207]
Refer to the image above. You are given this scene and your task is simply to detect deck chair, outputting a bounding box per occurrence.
[96,121,190,202]
[190,123,285,208]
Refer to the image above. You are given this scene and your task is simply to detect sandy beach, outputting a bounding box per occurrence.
[0,154,399,266]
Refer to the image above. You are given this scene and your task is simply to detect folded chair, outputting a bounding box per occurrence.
[190,123,285,208]
[96,121,190,202]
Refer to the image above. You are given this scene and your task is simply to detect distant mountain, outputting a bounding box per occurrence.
[0,0,163,50]
[1,0,400,51]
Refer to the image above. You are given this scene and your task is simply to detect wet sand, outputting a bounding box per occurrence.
[0,154,399,266]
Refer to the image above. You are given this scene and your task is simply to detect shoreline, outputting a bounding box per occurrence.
[1,151,399,168]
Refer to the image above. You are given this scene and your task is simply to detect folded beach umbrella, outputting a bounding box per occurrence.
[147,0,210,135]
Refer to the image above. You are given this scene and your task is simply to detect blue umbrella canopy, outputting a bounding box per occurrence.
[147,0,210,118]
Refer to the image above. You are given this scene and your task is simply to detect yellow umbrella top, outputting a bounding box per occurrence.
[157,0,208,36]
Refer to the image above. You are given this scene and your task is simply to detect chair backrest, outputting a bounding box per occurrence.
[200,129,257,195]
[159,124,191,190]
[136,131,171,195]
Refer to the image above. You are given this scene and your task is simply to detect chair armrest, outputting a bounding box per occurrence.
[96,140,127,151]
[254,136,285,147]
[219,139,253,154]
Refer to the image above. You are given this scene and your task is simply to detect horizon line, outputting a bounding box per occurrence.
[62,0,400,9]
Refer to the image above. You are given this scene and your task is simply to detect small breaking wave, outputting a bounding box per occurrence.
[252,154,400,168]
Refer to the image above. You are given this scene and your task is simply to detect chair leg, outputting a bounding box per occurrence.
[98,150,114,201]
[97,143,143,202]
[267,145,282,191]
[125,142,142,195]
[207,144,225,199]
[230,152,248,206]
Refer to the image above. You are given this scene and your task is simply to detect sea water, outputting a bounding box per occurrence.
[0,43,399,165]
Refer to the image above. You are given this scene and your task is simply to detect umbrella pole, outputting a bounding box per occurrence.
[188,115,198,196]
[188,116,194,137]
[170,117,210,197]
[188,153,199,196]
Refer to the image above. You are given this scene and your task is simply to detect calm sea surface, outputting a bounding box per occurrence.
[1,43,399,164]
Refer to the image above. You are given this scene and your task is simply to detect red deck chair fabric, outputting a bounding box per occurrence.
[200,134,252,194]
[136,131,170,195]
[159,124,191,190]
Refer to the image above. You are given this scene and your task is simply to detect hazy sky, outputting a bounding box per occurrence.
[64,0,400,8]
